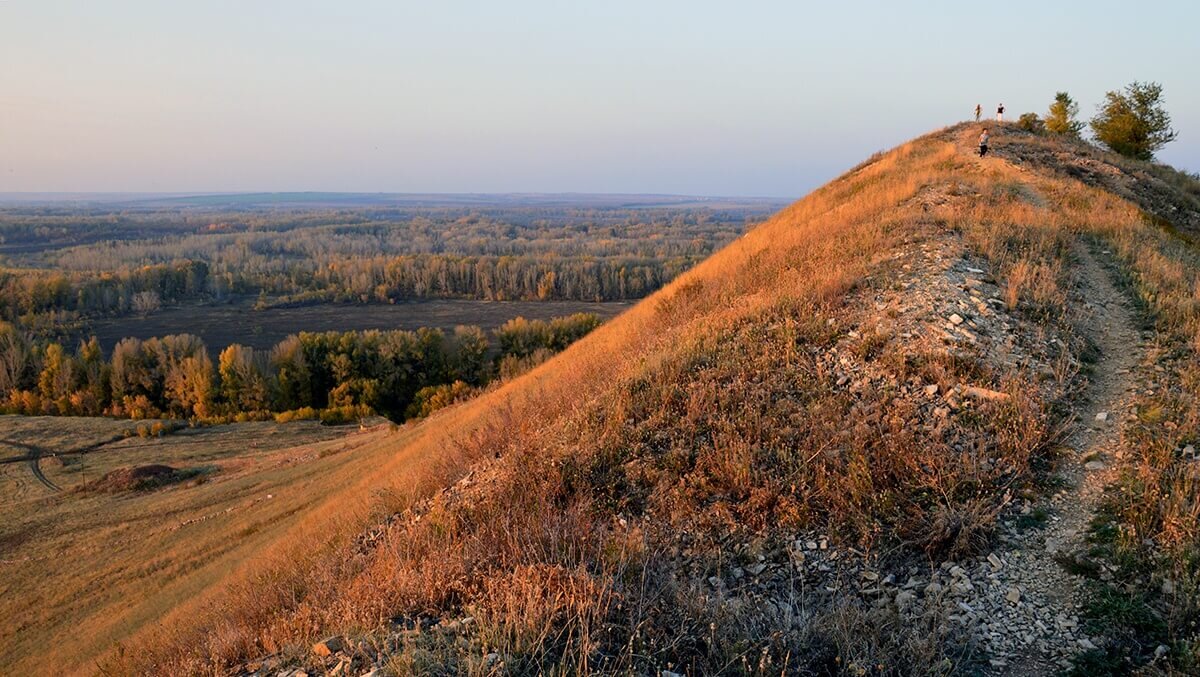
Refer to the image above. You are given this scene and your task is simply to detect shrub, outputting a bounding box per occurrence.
[1017,112,1045,134]
[498,347,556,380]
[405,381,475,419]
[318,404,372,425]
[121,394,160,420]
[274,406,318,423]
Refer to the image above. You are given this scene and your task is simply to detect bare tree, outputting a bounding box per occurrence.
[0,323,28,395]
[132,290,161,316]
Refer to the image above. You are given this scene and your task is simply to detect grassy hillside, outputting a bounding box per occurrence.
[105,124,1200,674]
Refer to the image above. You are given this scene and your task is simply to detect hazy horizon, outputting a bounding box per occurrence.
[2,1,1198,196]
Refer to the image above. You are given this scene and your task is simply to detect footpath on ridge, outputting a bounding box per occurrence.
[969,242,1146,673]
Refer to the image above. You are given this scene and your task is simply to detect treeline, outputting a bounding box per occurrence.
[0,260,216,318]
[0,313,600,423]
[259,254,695,307]
[0,254,685,329]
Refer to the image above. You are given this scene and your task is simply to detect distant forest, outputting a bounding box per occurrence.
[0,198,779,423]
[0,201,779,334]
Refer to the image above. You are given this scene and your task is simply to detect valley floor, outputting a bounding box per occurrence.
[0,415,399,676]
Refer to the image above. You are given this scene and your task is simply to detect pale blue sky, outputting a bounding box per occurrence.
[1,1,1197,197]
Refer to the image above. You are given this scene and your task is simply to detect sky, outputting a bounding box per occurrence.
[1,1,1197,198]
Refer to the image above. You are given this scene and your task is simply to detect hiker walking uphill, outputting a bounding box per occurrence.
[979,128,990,157]
[975,104,982,121]
[996,103,1005,122]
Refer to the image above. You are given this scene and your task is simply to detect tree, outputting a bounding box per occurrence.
[111,338,159,404]
[165,353,215,418]
[132,290,162,315]
[1045,92,1082,137]
[271,335,312,410]
[1091,81,1178,160]
[448,325,490,385]
[218,344,268,412]
[0,322,29,396]
[37,343,74,410]
[74,336,110,415]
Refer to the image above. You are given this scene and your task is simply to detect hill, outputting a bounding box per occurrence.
[104,124,1200,675]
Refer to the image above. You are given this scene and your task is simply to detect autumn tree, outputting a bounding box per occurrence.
[1045,92,1082,137]
[218,344,268,412]
[165,352,215,418]
[131,290,162,315]
[73,336,109,415]
[37,343,75,411]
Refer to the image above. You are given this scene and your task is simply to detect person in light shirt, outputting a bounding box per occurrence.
[979,129,990,157]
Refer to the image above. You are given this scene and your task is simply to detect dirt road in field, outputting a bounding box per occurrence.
[0,440,62,492]
[1,433,128,493]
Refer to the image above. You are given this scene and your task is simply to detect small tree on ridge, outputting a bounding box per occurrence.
[1045,92,1082,137]
[1091,81,1178,160]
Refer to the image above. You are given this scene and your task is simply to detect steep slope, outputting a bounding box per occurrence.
[120,124,1200,675]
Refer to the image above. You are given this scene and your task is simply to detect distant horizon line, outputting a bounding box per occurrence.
[0,189,793,199]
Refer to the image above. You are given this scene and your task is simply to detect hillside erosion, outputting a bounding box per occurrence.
[119,124,1200,675]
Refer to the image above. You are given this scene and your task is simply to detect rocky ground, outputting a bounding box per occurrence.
[967,244,1146,674]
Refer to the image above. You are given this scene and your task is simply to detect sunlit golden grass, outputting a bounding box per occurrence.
[106,123,1200,674]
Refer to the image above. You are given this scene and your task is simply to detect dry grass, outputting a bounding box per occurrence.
[94,124,1200,674]
[0,416,387,676]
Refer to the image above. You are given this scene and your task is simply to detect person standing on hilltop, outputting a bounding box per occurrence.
[979,128,990,157]
[996,103,1005,122]
[975,104,982,121]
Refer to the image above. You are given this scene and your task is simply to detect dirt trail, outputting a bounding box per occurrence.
[980,241,1145,674]
[0,439,63,492]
